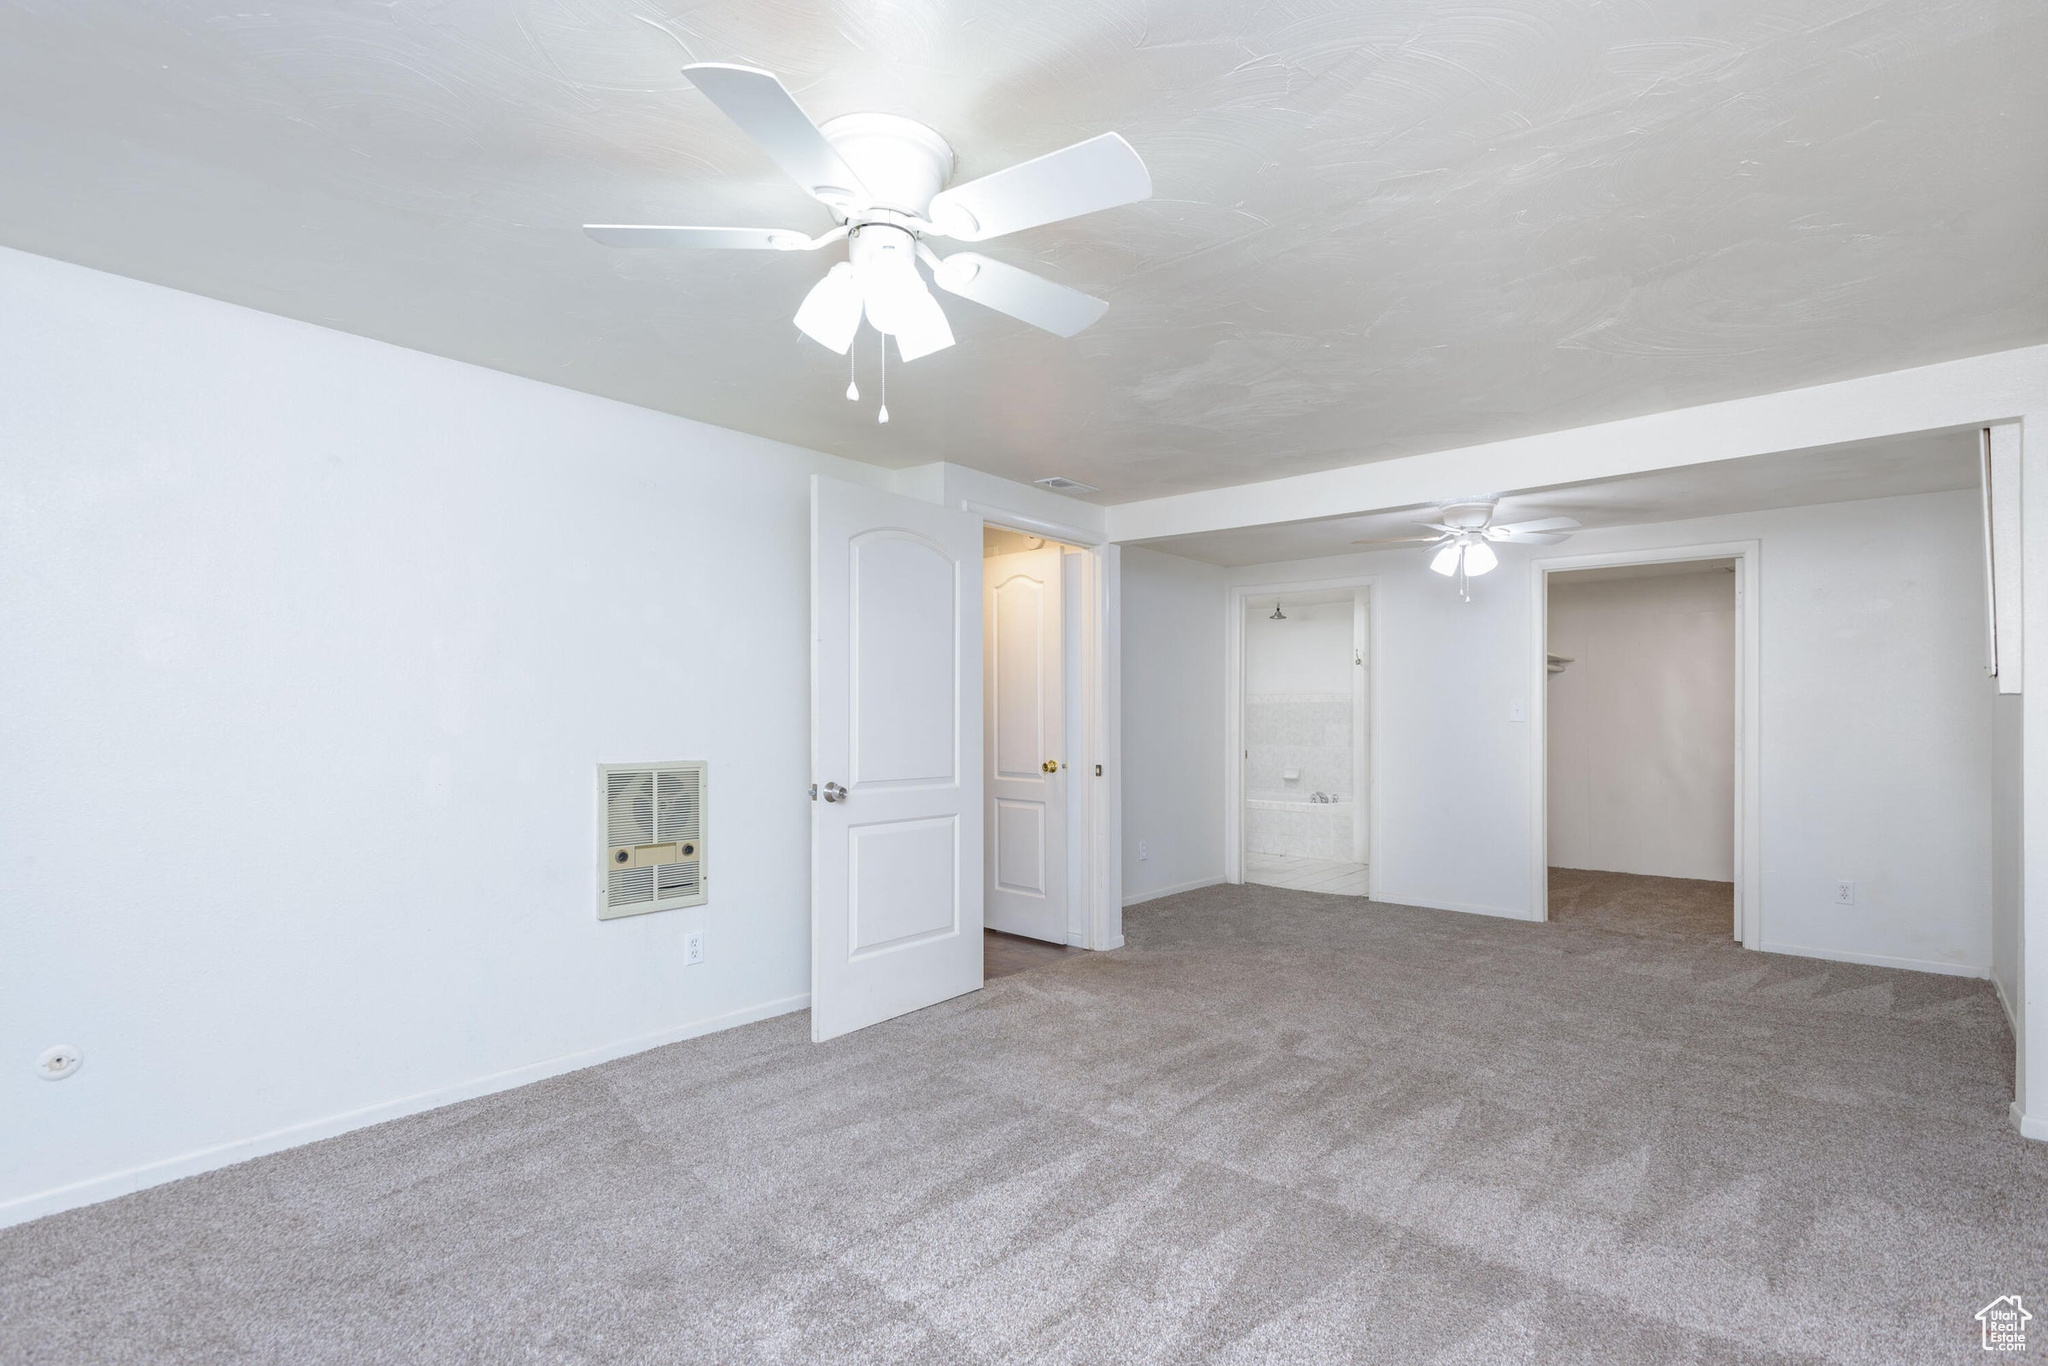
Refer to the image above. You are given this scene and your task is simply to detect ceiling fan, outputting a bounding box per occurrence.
[1352,499,1582,600]
[584,63,1151,416]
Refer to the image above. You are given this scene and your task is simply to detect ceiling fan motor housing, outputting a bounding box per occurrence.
[848,222,917,269]
[818,113,956,220]
[1438,498,1499,530]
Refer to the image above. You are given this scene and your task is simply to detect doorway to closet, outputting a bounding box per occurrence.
[1542,557,1741,941]
[1239,588,1369,896]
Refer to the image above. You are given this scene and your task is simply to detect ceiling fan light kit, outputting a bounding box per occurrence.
[1358,498,1583,602]
[585,62,1152,422]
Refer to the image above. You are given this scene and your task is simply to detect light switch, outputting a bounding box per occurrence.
[1509,701,1527,723]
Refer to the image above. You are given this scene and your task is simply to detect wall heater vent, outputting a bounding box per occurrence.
[597,762,707,919]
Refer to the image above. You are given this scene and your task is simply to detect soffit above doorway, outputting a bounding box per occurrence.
[1131,429,1981,566]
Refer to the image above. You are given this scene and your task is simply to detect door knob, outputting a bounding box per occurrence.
[823,781,848,802]
[1041,760,1058,774]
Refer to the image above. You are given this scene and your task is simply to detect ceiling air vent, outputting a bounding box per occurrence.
[598,762,707,919]
[1032,475,1099,495]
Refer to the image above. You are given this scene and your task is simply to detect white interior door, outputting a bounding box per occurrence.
[984,546,1067,943]
[811,475,983,1042]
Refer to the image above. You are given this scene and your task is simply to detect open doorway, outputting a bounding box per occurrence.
[1240,589,1369,895]
[982,526,1087,974]
[809,477,1122,1041]
[1543,558,1740,940]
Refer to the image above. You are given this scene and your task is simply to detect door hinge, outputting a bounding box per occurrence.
[1094,763,1103,777]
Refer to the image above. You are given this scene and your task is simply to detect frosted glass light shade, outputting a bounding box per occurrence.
[857,252,955,361]
[793,263,862,354]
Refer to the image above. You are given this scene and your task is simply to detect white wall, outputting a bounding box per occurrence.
[0,247,893,1224]
[1220,489,1993,974]
[1547,570,1736,881]
[1244,599,1353,694]
[1120,546,1226,903]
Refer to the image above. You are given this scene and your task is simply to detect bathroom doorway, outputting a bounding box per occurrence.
[1238,588,1370,895]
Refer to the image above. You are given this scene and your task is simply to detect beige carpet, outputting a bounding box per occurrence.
[1549,866,1734,940]
[3,882,2042,1364]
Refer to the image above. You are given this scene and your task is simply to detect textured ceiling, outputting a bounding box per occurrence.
[1137,428,1979,565]
[0,1,2041,502]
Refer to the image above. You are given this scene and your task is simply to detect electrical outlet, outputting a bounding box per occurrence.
[684,931,705,966]
[1834,880,1856,906]
[1138,841,1149,861]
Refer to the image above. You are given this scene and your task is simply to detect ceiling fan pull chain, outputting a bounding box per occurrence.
[877,338,890,424]
[846,330,860,401]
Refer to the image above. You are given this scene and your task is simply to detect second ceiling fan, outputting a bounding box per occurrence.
[585,63,1152,388]
[1352,499,1582,600]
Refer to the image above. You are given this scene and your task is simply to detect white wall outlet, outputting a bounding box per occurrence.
[684,930,705,966]
[1834,880,1856,906]
[35,1045,82,1080]
[1138,841,1149,861]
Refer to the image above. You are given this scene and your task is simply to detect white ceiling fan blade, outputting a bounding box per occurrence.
[1489,529,1572,545]
[583,224,821,251]
[681,64,869,210]
[927,251,1108,337]
[793,263,863,354]
[926,133,1150,241]
[1351,533,1450,548]
[1489,516,1582,536]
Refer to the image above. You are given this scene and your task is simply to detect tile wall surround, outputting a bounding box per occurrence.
[1245,692,1357,859]
[1245,692,1352,797]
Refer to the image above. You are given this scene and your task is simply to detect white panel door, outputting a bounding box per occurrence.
[811,475,983,1042]
[984,546,1067,943]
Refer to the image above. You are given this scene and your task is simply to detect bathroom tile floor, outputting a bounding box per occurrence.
[1244,852,1371,896]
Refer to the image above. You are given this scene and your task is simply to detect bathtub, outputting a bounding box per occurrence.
[1245,794,1358,861]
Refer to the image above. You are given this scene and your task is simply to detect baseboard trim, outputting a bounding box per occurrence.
[0,992,811,1232]
[1757,940,1989,979]
[1993,974,2020,1034]
[1122,874,1224,907]
[2012,1102,2048,1142]
[1375,890,1541,922]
